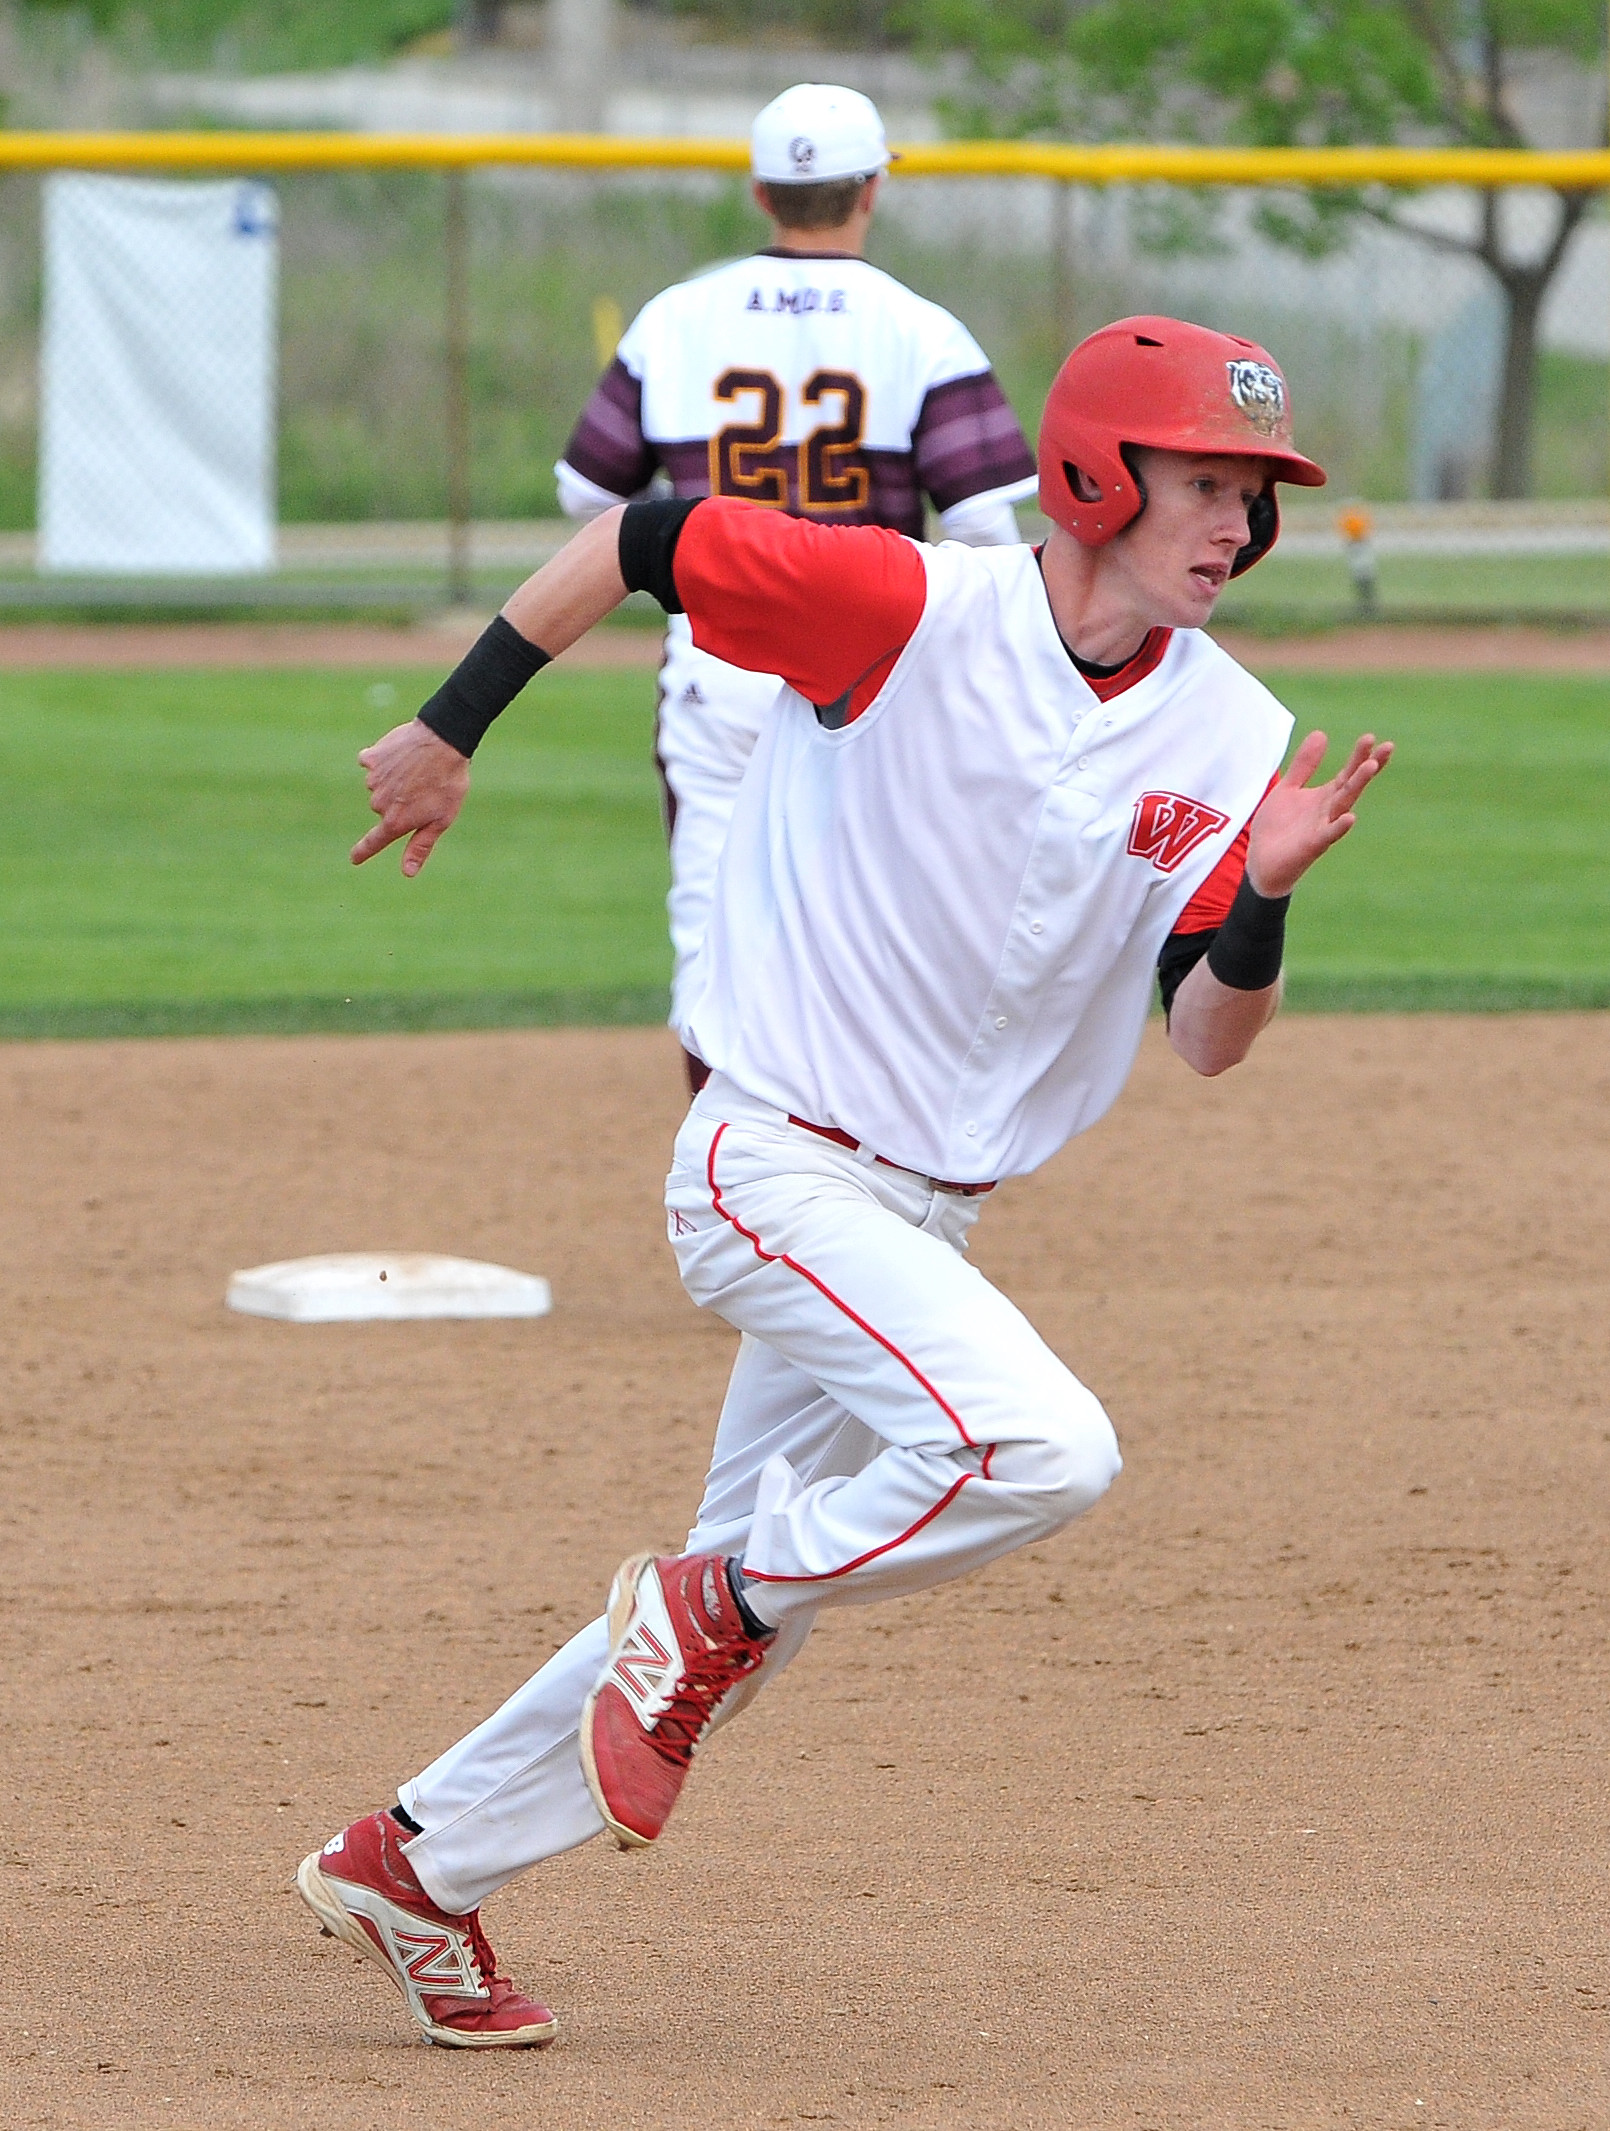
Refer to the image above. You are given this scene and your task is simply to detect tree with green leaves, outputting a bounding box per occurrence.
[914,0,1609,498]
[15,0,459,73]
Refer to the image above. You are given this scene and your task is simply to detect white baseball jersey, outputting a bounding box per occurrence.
[556,252,1038,539]
[664,501,1293,1182]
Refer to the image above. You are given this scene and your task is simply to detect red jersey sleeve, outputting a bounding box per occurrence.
[1171,772,1280,934]
[672,497,928,717]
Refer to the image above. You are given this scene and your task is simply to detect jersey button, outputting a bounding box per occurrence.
[965,1122,978,1136]
[994,1016,1008,1029]
[1077,755,1090,770]
[1030,920,1044,934]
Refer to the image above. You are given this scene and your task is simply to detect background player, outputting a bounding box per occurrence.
[556,82,1037,1089]
[299,318,1391,2052]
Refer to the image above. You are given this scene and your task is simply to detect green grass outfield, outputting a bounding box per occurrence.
[0,662,1604,1040]
[1215,550,1610,630]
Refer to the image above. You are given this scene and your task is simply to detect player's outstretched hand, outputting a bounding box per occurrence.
[1246,729,1393,900]
[351,718,471,874]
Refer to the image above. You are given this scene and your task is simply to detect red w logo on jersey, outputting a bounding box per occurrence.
[1127,791,1231,875]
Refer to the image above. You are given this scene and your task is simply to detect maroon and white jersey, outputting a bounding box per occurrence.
[557,251,1036,539]
[665,502,1293,1183]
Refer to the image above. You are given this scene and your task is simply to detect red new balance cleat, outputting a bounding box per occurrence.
[295,1811,557,2049]
[580,1551,774,1849]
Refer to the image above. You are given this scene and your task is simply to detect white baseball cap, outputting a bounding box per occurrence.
[751,83,892,185]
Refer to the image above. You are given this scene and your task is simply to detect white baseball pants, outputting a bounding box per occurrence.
[399,1075,1121,1915]
[654,614,783,1031]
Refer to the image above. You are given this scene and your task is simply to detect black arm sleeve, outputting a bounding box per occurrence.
[619,496,702,613]
[1158,876,1291,1019]
[1206,874,1290,990]
[1157,928,1216,1020]
[416,615,551,759]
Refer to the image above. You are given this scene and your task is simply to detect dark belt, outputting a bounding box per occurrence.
[787,1114,997,1197]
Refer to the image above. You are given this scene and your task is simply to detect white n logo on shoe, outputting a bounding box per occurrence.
[613,1624,673,1704]
[394,1925,481,1995]
[337,1880,490,2015]
[610,1570,682,1726]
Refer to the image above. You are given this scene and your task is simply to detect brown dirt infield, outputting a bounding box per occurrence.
[0,620,1607,671]
[2,1016,1607,2130]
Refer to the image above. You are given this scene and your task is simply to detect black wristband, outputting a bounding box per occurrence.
[1205,873,1290,991]
[620,496,701,612]
[416,615,551,759]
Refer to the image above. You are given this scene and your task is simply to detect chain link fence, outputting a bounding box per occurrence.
[0,154,1601,622]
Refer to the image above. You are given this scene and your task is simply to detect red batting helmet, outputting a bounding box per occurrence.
[1037,315,1325,576]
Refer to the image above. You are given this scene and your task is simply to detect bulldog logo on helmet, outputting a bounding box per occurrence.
[1226,359,1286,437]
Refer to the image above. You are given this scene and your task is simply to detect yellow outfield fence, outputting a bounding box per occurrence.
[0,133,1605,186]
[0,131,1604,622]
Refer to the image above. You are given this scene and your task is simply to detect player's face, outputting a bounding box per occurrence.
[1114,450,1270,626]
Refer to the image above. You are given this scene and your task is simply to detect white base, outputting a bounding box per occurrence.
[226,1252,552,1324]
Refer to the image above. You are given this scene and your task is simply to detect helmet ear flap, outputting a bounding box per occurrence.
[1042,433,1141,544]
[1231,486,1280,576]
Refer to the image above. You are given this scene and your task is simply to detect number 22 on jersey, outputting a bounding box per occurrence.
[709,368,868,513]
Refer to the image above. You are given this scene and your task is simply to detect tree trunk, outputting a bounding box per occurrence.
[1490,266,1543,500]
[456,0,503,46]
[1396,186,1589,502]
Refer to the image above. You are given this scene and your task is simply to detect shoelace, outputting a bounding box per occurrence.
[644,1636,768,1767]
[462,1909,505,1990]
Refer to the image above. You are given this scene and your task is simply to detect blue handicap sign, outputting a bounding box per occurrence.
[232,182,278,238]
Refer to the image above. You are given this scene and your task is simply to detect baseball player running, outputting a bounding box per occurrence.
[297,317,1391,2050]
[556,83,1037,1090]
